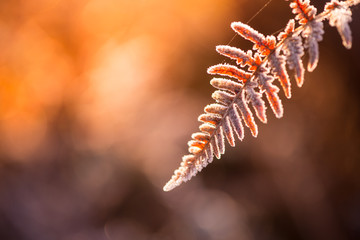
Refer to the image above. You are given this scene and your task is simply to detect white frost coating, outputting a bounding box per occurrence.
[223,116,235,147]
[258,71,283,118]
[215,127,225,154]
[246,83,268,123]
[231,22,266,45]
[328,4,352,49]
[235,90,258,137]
[282,36,305,87]
[227,103,244,141]
[302,21,324,72]
[268,50,291,98]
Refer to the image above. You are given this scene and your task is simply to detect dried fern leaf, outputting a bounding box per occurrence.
[212,90,235,105]
[198,113,222,125]
[278,18,296,41]
[208,64,252,83]
[211,137,221,159]
[204,103,227,115]
[163,155,195,191]
[216,46,262,71]
[258,70,284,118]
[188,146,202,154]
[199,122,216,133]
[191,132,210,142]
[290,0,317,25]
[325,0,353,49]
[278,19,305,87]
[290,0,324,72]
[188,140,205,148]
[282,36,305,87]
[268,50,292,98]
[302,20,324,72]
[235,91,258,137]
[215,126,225,154]
[231,22,276,56]
[210,78,243,93]
[246,83,267,123]
[163,0,359,192]
[223,116,236,147]
[228,103,245,141]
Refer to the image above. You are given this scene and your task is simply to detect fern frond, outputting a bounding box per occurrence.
[163,0,359,192]
[199,122,216,134]
[215,126,225,154]
[198,113,222,125]
[302,20,324,72]
[231,22,276,56]
[223,116,236,147]
[235,90,258,137]
[290,0,317,24]
[258,70,284,118]
[268,49,291,98]
[290,0,324,71]
[228,103,245,141]
[210,78,243,93]
[208,64,252,83]
[205,103,228,115]
[246,82,267,123]
[325,0,353,49]
[216,46,262,71]
[278,20,306,87]
[212,90,235,105]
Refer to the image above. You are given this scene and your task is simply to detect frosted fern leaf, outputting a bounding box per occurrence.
[325,0,353,49]
[163,0,359,192]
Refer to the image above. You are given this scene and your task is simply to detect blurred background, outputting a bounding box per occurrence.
[0,0,359,239]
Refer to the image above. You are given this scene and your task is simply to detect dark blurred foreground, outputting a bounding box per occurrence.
[0,0,360,239]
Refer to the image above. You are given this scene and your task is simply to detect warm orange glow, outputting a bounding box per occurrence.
[0,1,359,239]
